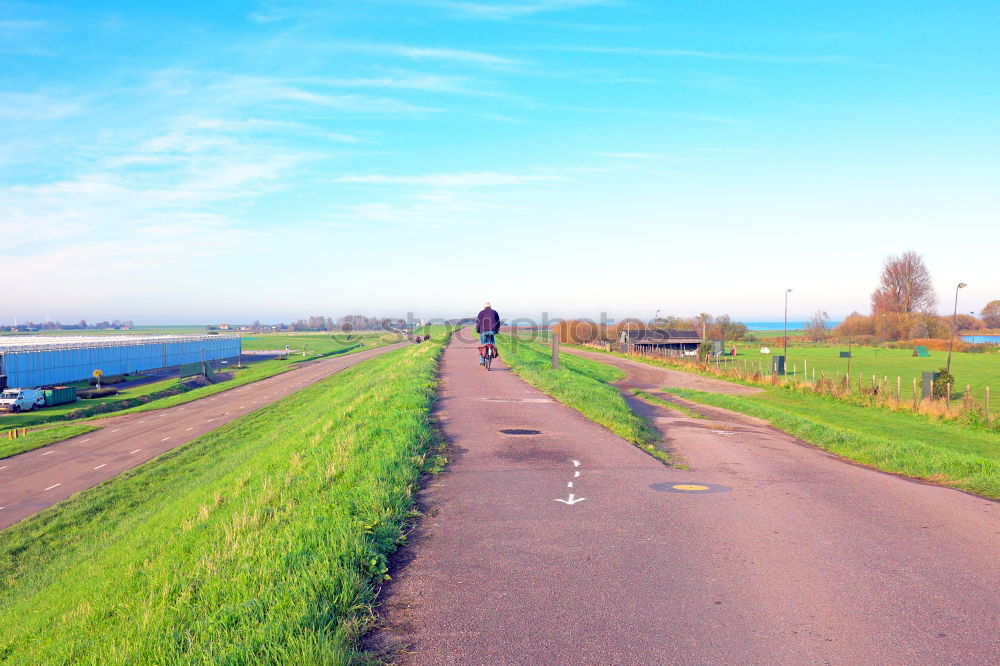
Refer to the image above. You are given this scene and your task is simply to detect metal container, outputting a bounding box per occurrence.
[42,386,77,406]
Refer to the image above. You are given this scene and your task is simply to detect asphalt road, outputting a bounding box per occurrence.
[0,342,404,530]
[369,338,1000,664]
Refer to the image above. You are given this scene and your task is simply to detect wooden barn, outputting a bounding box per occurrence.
[619,329,702,355]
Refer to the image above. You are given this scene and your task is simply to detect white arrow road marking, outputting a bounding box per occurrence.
[80,438,91,443]
[40,451,53,456]
[555,494,585,505]
[572,460,581,467]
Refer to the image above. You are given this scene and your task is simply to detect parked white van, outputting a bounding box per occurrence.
[0,388,45,412]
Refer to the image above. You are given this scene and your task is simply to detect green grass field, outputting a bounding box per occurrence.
[666,386,1000,499]
[726,343,1000,401]
[0,332,447,663]
[497,334,666,463]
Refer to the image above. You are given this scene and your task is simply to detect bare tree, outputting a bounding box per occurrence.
[870,251,936,314]
[981,300,1000,328]
[805,310,830,341]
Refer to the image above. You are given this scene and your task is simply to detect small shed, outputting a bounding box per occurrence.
[619,329,702,355]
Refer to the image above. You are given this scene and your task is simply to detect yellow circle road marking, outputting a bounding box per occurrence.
[672,484,710,491]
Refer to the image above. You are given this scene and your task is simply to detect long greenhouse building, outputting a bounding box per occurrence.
[0,335,241,388]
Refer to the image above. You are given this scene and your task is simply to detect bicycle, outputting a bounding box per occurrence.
[479,332,497,371]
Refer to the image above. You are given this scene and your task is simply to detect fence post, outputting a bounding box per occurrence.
[946,382,951,410]
[912,377,918,408]
[552,332,559,370]
[897,376,901,401]
[986,386,990,422]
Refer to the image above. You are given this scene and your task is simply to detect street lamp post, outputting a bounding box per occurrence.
[783,288,792,375]
[946,282,967,374]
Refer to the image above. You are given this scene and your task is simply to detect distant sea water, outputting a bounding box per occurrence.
[964,334,1000,345]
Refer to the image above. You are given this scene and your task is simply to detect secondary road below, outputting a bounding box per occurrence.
[369,338,1000,664]
[0,342,405,530]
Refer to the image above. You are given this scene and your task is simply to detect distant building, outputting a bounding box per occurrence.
[219,323,230,331]
[619,329,702,355]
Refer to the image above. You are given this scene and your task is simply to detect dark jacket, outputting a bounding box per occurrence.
[476,308,500,334]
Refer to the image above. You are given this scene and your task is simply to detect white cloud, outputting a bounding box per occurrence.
[335,171,568,187]
[0,92,82,119]
[422,0,614,19]
[540,45,865,66]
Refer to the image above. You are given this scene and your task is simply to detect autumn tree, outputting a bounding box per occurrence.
[805,310,831,341]
[870,251,936,315]
[981,300,1000,328]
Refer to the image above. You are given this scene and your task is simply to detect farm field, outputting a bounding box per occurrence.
[0,334,446,663]
[728,343,1000,401]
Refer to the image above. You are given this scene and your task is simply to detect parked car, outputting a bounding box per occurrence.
[0,388,46,413]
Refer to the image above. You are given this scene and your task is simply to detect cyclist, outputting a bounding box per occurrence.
[476,302,500,366]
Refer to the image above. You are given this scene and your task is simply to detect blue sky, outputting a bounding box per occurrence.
[2,0,998,324]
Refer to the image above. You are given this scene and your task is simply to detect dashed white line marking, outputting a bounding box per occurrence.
[44,483,61,491]
[186,427,194,431]
[40,451,53,456]
[111,429,120,433]
[567,482,573,488]
[572,459,581,467]
[161,437,171,442]
[574,471,580,478]
[207,419,214,423]
[130,449,141,454]
[80,438,91,442]
[0,465,7,470]
[137,421,145,424]
[94,463,106,470]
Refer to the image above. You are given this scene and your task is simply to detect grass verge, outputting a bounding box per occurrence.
[0,424,100,459]
[0,334,447,663]
[665,387,1000,499]
[497,335,667,463]
[630,389,706,419]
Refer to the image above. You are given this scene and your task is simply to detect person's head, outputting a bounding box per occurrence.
[484,301,491,309]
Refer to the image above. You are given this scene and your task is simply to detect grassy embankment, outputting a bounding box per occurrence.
[496,334,665,463]
[666,386,1000,499]
[0,424,100,459]
[0,332,447,663]
[0,333,395,431]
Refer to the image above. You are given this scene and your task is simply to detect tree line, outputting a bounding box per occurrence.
[804,251,998,342]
